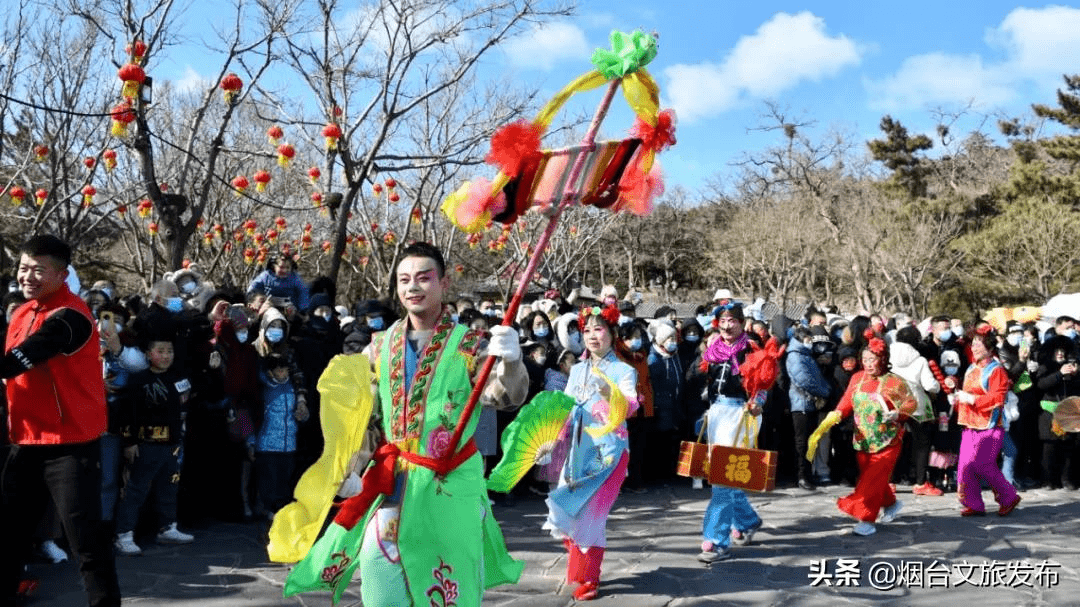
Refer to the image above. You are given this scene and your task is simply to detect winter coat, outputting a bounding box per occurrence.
[889,341,940,422]
[785,338,831,413]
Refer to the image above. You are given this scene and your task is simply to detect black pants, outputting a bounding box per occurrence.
[0,441,120,607]
[255,451,297,514]
[791,411,817,482]
[908,420,935,485]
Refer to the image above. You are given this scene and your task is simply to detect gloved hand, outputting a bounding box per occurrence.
[807,410,842,462]
[956,391,976,405]
[487,325,521,362]
[337,471,362,498]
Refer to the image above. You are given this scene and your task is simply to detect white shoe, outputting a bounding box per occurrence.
[114,531,142,556]
[879,500,903,524]
[40,540,68,563]
[692,478,704,490]
[697,547,731,563]
[156,523,194,544]
[852,522,876,536]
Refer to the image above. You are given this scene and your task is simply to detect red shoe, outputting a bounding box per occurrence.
[913,482,944,496]
[998,495,1021,516]
[18,578,39,597]
[960,507,985,517]
[573,581,599,601]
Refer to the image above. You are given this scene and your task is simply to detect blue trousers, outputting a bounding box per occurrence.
[702,486,761,550]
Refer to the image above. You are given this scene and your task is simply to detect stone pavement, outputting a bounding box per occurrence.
[26,481,1080,606]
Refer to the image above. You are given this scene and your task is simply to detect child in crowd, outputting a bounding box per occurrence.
[249,354,308,519]
[114,338,195,556]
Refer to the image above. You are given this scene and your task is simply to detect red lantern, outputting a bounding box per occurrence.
[274,216,287,230]
[467,233,481,248]
[203,232,214,246]
[214,223,225,236]
[267,125,284,146]
[136,198,153,218]
[159,182,168,192]
[196,218,205,230]
[110,103,136,137]
[266,229,279,244]
[84,156,96,170]
[243,247,256,265]
[388,191,401,203]
[223,241,233,253]
[359,255,370,267]
[307,166,321,186]
[383,230,397,245]
[33,145,48,162]
[102,149,117,171]
[34,188,47,207]
[370,222,379,232]
[333,105,343,117]
[303,222,313,232]
[276,144,295,168]
[321,241,332,253]
[7,186,26,206]
[310,192,323,206]
[300,233,312,250]
[385,178,397,189]
[117,63,146,101]
[233,230,244,243]
[281,242,292,257]
[148,222,159,236]
[355,234,367,248]
[322,123,342,150]
[116,204,127,217]
[253,233,266,246]
[81,185,97,207]
[126,40,148,64]
[372,182,383,197]
[253,170,271,193]
[454,263,465,277]
[231,175,250,195]
[410,207,422,225]
[219,73,243,104]
[243,219,258,236]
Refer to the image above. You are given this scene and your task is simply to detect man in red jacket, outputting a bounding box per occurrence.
[0,234,120,606]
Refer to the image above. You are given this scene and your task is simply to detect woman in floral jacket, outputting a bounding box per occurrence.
[817,332,916,536]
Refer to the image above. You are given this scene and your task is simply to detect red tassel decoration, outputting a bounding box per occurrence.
[485,120,542,176]
[630,109,677,153]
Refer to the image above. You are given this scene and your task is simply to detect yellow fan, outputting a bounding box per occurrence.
[487,391,574,493]
[584,367,628,439]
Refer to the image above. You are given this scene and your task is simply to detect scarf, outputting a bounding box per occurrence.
[702,331,749,374]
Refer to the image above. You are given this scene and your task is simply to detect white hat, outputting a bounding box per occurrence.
[713,288,733,301]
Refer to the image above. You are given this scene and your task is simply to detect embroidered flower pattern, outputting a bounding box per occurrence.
[319,549,352,590]
[427,424,453,459]
[426,558,459,606]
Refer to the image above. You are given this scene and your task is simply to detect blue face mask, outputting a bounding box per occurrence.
[936,329,953,342]
[235,329,248,344]
[1067,329,1078,340]
[534,326,549,338]
[625,337,642,351]
[664,341,678,353]
[567,332,584,355]
[685,333,700,343]
[165,297,183,313]
[265,327,285,343]
[697,315,713,328]
[367,317,385,330]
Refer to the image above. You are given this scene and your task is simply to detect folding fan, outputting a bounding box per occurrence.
[1054,396,1080,433]
[487,391,574,493]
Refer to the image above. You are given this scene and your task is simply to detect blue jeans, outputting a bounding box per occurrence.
[702,486,761,550]
[99,433,122,521]
[1001,431,1018,485]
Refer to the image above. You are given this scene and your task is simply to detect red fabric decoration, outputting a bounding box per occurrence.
[577,304,621,332]
[615,158,663,216]
[629,108,677,153]
[740,336,786,399]
[485,120,542,176]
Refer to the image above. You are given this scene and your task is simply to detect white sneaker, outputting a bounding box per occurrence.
[40,540,68,563]
[156,523,194,544]
[697,547,731,563]
[692,478,704,490]
[879,500,903,524]
[114,531,142,556]
[852,522,876,536]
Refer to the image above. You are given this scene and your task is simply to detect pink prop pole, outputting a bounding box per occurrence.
[441,79,623,469]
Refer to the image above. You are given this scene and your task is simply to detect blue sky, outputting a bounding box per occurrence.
[160,2,1080,196]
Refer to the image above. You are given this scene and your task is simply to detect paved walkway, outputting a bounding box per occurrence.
[26,482,1080,606]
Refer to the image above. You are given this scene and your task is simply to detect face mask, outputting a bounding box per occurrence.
[533,355,547,366]
[664,341,678,353]
[568,332,584,355]
[100,287,114,300]
[936,329,953,342]
[180,281,197,294]
[1006,334,1021,347]
[451,313,459,323]
[617,315,631,326]
[534,326,549,338]
[114,322,124,335]
[625,337,642,351]
[367,317,385,330]
[685,333,700,343]
[944,365,960,376]
[697,315,712,328]
[266,327,285,343]
[165,297,184,313]
[1067,329,1078,340]
[1027,359,1039,373]
[235,329,249,343]
[482,309,496,317]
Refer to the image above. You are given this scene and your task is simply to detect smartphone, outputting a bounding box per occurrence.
[99,310,115,325]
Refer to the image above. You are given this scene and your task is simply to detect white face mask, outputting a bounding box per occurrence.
[534,326,549,338]
[1006,333,1021,347]
[180,281,197,294]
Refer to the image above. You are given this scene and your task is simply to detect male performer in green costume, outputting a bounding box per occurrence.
[285,241,527,606]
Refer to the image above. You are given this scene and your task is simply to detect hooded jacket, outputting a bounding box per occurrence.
[888,341,940,422]
[786,337,832,413]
